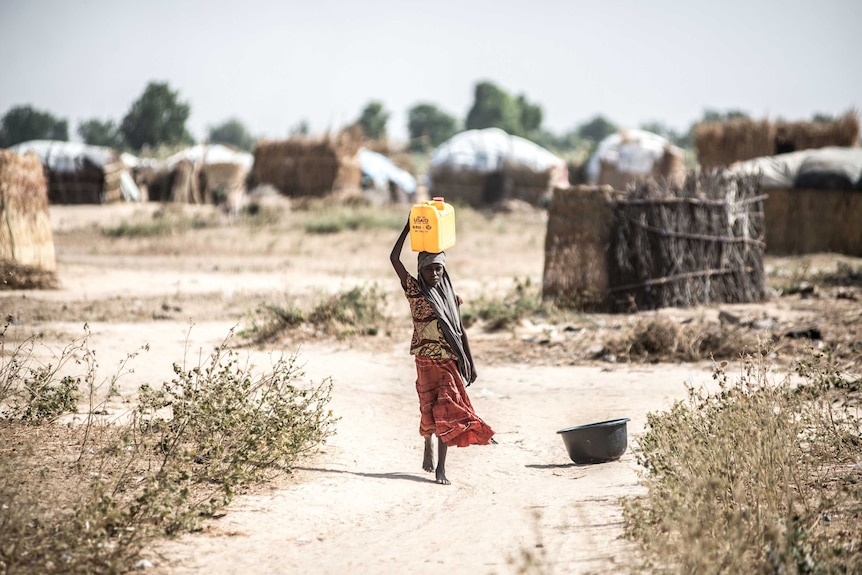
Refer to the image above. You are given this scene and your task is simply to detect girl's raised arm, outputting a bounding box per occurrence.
[390,220,410,288]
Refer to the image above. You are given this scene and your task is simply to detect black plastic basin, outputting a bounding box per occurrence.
[557,418,631,464]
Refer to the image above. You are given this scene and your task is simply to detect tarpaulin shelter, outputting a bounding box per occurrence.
[585,129,684,190]
[359,148,416,203]
[727,147,862,256]
[143,144,253,204]
[429,128,568,206]
[9,140,141,204]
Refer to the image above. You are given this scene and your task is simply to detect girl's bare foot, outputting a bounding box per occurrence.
[435,438,450,484]
[422,436,435,473]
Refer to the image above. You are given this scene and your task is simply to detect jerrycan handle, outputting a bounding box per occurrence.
[431,196,445,209]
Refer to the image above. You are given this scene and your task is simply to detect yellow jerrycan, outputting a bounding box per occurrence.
[409,196,456,253]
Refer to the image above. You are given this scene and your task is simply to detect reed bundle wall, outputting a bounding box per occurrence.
[252,134,362,198]
[542,185,615,311]
[695,111,860,170]
[764,188,862,256]
[543,174,766,312]
[695,119,775,171]
[0,150,58,287]
[774,112,860,154]
[430,164,556,207]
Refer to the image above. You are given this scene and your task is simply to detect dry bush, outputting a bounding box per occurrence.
[623,351,862,574]
[239,284,390,344]
[0,325,337,574]
[605,316,761,362]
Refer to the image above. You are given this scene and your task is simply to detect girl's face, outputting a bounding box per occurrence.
[420,263,444,287]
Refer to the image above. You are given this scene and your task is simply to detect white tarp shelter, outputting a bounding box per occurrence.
[359,149,416,194]
[728,146,862,190]
[430,128,568,185]
[585,129,675,184]
[165,144,254,170]
[10,140,142,201]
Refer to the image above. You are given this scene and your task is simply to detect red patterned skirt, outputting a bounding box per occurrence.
[414,356,495,447]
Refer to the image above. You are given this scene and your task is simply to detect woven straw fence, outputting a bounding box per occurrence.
[543,173,766,312]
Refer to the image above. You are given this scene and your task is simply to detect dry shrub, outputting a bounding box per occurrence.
[239,284,390,344]
[623,351,862,574]
[0,325,337,574]
[607,316,760,362]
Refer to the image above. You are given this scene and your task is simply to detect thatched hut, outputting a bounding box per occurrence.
[9,140,141,204]
[543,173,766,312]
[428,128,568,207]
[695,111,860,170]
[252,131,363,198]
[0,150,58,289]
[132,144,253,208]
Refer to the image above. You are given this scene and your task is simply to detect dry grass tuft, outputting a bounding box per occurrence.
[606,316,762,362]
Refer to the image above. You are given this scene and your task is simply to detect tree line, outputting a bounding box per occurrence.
[0,79,837,158]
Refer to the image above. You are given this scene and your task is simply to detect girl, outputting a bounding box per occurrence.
[390,220,495,485]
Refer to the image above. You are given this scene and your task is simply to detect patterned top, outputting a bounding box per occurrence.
[402,275,457,359]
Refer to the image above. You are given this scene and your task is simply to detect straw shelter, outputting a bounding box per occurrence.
[587,129,686,192]
[774,112,860,154]
[169,159,202,204]
[9,140,141,204]
[0,150,58,289]
[429,164,499,206]
[199,162,248,205]
[543,173,766,312]
[695,111,860,170]
[428,128,568,207]
[252,131,363,199]
[597,146,686,191]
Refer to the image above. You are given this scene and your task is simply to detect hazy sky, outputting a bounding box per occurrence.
[2,0,860,145]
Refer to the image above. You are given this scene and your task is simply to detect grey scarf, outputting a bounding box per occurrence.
[417,251,475,385]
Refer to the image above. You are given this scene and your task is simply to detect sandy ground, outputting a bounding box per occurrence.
[3,203,859,575]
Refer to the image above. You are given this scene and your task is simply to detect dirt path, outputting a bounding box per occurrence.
[128,333,714,575]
